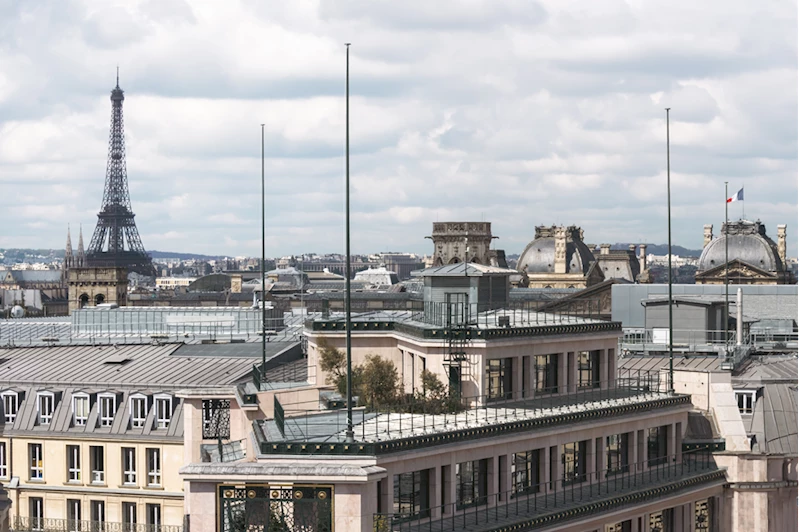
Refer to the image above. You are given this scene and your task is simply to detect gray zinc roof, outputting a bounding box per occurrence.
[747,384,798,454]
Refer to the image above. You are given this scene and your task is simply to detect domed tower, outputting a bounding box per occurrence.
[696,220,794,284]
[517,225,604,288]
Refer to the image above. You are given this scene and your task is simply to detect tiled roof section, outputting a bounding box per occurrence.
[0,343,262,388]
[733,354,798,383]
[3,270,63,283]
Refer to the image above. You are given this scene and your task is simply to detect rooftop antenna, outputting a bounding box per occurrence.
[116,66,119,88]
[344,43,354,443]
[665,108,674,394]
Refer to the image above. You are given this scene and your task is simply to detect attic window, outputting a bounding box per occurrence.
[98,394,117,427]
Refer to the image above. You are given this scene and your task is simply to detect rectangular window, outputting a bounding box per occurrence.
[577,351,600,389]
[122,447,136,485]
[37,393,54,425]
[486,358,513,401]
[735,391,755,414]
[146,504,161,530]
[2,392,18,423]
[99,395,116,427]
[30,497,44,531]
[67,444,81,482]
[90,446,105,483]
[606,434,630,474]
[67,499,81,531]
[456,459,488,509]
[535,354,558,394]
[29,443,43,480]
[511,449,541,495]
[147,448,161,486]
[129,396,147,428]
[73,395,89,426]
[647,426,668,466]
[90,501,105,525]
[562,440,587,484]
[0,442,7,478]
[122,502,136,532]
[154,396,171,429]
[392,469,430,520]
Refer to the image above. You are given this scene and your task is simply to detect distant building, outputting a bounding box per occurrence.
[354,266,399,287]
[696,220,794,284]
[427,222,507,267]
[155,277,196,289]
[379,253,425,280]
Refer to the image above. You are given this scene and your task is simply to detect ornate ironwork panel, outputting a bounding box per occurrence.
[203,399,231,439]
[695,498,711,531]
[219,485,333,532]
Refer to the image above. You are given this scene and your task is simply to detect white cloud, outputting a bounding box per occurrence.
[0,0,795,258]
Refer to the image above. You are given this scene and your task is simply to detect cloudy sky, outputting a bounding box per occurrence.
[1,0,796,258]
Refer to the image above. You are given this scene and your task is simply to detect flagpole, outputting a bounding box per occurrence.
[344,42,354,443]
[261,123,266,384]
[725,181,729,358]
[666,108,674,394]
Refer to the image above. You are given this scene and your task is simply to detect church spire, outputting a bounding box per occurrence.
[77,225,86,267]
[64,225,74,269]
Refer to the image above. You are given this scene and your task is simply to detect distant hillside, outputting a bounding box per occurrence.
[611,244,703,257]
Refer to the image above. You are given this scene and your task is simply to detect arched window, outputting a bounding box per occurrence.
[79,294,89,308]
[95,294,105,305]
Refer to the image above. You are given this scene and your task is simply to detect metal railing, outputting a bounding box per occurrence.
[373,450,718,532]
[12,517,182,532]
[262,370,670,445]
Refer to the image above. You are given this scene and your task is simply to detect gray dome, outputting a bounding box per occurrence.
[518,227,596,275]
[697,220,783,272]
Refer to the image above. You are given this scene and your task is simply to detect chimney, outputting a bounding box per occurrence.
[600,244,611,255]
[777,225,787,265]
[703,225,714,248]
[554,227,567,273]
[638,244,647,272]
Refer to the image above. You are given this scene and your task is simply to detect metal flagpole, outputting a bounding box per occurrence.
[261,124,267,384]
[344,43,354,442]
[665,108,674,393]
[725,181,729,359]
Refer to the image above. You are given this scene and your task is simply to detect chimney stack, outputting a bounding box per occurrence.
[554,227,567,273]
[703,225,714,248]
[638,244,647,272]
[777,225,787,265]
[600,244,611,255]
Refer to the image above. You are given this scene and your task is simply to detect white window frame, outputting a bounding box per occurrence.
[37,392,55,425]
[0,441,7,478]
[30,497,44,530]
[122,447,137,485]
[30,443,43,480]
[90,445,105,484]
[98,393,117,427]
[129,394,148,429]
[146,448,161,486]
[735,390,756,414]
[67,444,81,482]
[154,395,172,429]
[1,391,19,423]
[72,393,90,426]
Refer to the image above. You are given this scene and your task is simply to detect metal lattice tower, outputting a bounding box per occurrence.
[86,72,154,276]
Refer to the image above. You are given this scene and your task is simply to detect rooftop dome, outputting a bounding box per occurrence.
[697,220,784,273]
[518,226,596,274]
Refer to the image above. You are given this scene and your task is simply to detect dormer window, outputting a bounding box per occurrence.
[129,395,148,429]
[72,394,90,426]
[98,394,117,427]
[37,392,55,425]
[154,395,172,429]
[1,391,19,423]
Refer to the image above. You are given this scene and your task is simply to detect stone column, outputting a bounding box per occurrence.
[378,478,391,516]
[430,467,442,519]
[599,350,608,390]
[512,357,523,400]
[777,225,787,265]
[586,438,596,485]
[703,225,714,248]
[488,455,499,506]
[542,446,551,493]
[667,424,676,463]
[442,464,455,515]
[499,454,511,502]
[567,352,576,393]
[558,352,568,395]
[522,355,531,398]
[607,348,617,388]
[675,422,683,464]
[595,436,606,483]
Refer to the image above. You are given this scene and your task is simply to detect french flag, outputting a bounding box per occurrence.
[727,188,744,203]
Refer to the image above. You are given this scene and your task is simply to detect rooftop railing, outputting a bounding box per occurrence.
[12,517,182,532]
[373,450,720,532]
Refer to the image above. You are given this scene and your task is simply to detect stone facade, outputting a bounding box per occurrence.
[428,222,496,266]
[67,267,128,313]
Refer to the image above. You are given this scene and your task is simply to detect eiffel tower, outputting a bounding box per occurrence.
[86,72,155,276]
